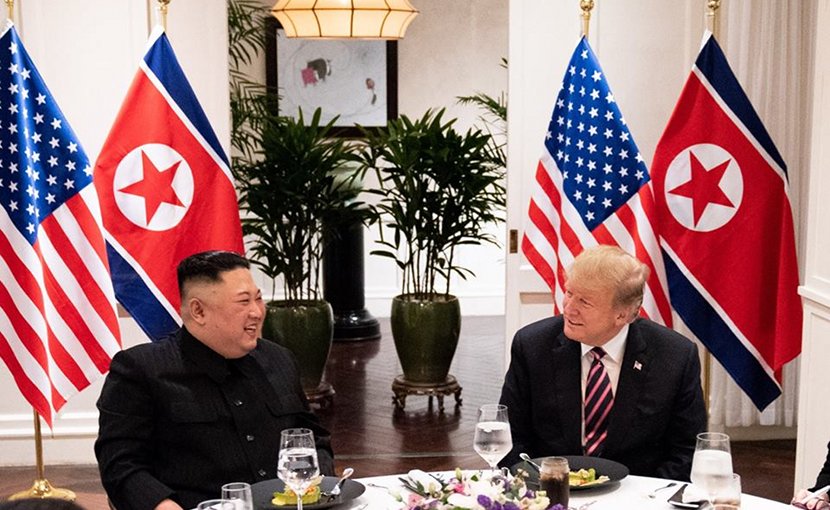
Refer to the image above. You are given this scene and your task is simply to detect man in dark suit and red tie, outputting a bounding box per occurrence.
[499,245,706,481]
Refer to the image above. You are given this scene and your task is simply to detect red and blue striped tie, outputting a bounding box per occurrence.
[584,347,614,456]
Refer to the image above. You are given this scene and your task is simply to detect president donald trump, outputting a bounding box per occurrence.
[499,245,706,480]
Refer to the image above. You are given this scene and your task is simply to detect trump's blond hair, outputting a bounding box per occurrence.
[566,245,648,319]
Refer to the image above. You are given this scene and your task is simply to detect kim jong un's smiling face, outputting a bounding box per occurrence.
[201,267,265,358]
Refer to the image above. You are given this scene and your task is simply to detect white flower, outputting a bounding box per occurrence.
[446,493,477,508]
[407,469,443,493]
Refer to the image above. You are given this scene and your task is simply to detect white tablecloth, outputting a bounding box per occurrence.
[343,472,792,510]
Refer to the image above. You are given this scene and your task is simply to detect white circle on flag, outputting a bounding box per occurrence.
[113,143,194,231]
[664,143,743,232]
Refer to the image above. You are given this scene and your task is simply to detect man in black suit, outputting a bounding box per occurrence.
[95,251,333,510]
[499,245,705,481]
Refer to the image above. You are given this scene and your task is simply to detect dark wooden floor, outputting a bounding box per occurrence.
[0,316,796,507]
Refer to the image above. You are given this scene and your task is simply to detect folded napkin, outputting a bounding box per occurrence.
[683,484,709,504]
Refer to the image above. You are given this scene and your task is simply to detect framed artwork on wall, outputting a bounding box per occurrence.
[265,18,399,137]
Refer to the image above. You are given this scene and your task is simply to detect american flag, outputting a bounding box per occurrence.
[0,23,121,426]
[522,37,672,325]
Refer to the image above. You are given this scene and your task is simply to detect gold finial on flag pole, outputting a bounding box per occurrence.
[158,0,171,31]
[580,0,595,38]
[9,409,77,501]
[706,0,721,38]
[5,0,13,23]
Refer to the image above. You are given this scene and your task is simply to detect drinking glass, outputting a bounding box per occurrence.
[539,456,570,509]
[221,482,253,510]
[278,428,320,510]
[690,432,733,504]
[473,404,512,474]
[196,500,236,510]
[713,473,741,509]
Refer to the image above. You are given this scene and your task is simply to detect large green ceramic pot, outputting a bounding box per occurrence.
[263,300,333,391]
[391,293,461,384]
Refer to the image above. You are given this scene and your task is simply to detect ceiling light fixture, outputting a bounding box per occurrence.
[271,0,419,39]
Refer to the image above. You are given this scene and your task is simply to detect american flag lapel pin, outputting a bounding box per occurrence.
[633,361,643,371]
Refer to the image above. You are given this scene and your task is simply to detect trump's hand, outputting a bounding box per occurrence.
[792,489,830,510]
[154,499,184,510]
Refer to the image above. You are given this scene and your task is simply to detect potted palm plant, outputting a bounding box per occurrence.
[234,108,364,397]
[229,1,365,398]
[359,108,506,391]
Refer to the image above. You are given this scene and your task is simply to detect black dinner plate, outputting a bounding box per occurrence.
[251,477,365,510]
[511,455,629,491]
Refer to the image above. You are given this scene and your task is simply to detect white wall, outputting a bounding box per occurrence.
[796,0,830,491]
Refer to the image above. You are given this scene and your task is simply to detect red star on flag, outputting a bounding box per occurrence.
[667,151,734,226]
[119,151,185,224]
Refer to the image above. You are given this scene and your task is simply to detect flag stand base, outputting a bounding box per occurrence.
[9,479,76,501]
[8,410,77,501]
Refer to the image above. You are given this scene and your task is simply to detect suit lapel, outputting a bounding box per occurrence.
[551,331,583,452]
[604,319,650,455]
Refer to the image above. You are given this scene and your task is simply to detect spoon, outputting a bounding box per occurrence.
[647,481,677,498]
[519,453,542,472]
[324,467,354,501]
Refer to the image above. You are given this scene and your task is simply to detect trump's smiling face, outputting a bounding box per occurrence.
[562,277,629,346]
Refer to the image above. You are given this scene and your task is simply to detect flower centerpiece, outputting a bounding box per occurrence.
[394,469,558,510]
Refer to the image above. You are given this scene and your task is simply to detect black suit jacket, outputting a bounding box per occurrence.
[499,316,705,481]
[813,441,830,491]
[95,328,333,510]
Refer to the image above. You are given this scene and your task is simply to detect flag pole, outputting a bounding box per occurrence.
[158,0,171,31]
[9,409,76,500]
[699,0,721,423]
[580,0,595,38]
[706,0,721,38]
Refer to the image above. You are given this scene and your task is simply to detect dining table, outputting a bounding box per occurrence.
[331,471,794,510]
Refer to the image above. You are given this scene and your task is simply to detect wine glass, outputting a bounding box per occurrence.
[278,428,320,510]
[196,500,236,510]
[221,482,253,510]
[690,432,733,504]
[473,404,513,475]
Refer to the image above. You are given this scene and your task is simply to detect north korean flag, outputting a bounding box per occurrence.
[651,32,801,410]
[94,27,243,342]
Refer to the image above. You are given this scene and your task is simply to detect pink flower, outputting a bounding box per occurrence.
[407,493,425,506]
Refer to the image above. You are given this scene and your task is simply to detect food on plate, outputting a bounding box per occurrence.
[568,468,611,487]
[272,478,322,506]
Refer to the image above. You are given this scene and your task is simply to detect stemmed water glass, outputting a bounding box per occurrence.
[278,428,320,510]
[221,482,253,510]
[690,432,733,505]
[473,404,513,476]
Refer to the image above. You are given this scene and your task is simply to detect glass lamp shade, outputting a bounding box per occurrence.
[271,0,419,39]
